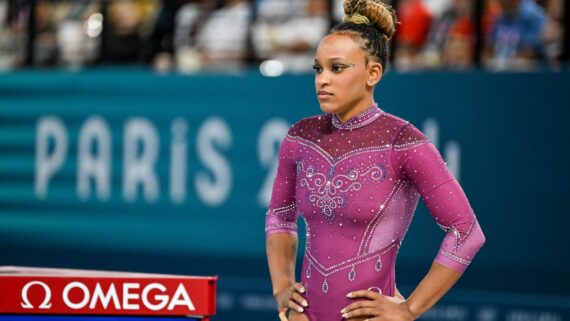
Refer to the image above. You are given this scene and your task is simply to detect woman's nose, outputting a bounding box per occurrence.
[316,74,330,87]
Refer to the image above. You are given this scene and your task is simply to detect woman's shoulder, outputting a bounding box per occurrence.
[379,110,409,127]
[378,110,428,144]
[287,113,332,137]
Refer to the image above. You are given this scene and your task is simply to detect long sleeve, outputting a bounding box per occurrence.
[391,124,486,273]
[265,133,299,236]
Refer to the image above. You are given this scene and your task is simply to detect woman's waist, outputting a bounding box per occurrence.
[303,238,399,275]
[300,242,398,297]
[299,265,395,315]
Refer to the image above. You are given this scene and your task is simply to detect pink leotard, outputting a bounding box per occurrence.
[265,104,486,321]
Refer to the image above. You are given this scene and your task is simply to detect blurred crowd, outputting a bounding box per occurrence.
[0,0,566,73]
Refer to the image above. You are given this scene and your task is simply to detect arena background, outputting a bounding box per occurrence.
[1,0,570,320]
[1,70,569,320]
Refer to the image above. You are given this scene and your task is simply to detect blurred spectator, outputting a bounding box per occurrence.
[485,0,547,71]
[146,0,216,73]
[170,0,217,73]
[395,0,433,70]
[257,0,306,21]
[194,0,252,72]
[422,0,474,70]
[100,0,158,65]
[0,0,28,70]
[253,0,329,73]
[56,2,101,69]
[0,0,567,72]
[24,1,102,69]
[424,0,452,17]
[333,0,343,22]
[484,0,502,35]
[146,0,187,72]
[540,0,563,68]
[33,0,57,67]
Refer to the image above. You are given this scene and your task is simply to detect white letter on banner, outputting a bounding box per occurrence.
[123,118,160,203]
[122,283,140,310]
[142,283,168,311]
[167,284,195,311]
[35,117,68,199]
[170,118,188,204]
[63,282,90,310]
[257,119,290,207]
[89,283,121,310]
[195,117,232,206]
[77,116,112,201]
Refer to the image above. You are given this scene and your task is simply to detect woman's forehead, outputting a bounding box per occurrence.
[315,34,365,62]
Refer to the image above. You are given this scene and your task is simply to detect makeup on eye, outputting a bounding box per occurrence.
[312,62,355,74]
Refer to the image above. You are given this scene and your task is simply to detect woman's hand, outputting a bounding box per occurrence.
[341,289,416,321]
[274,282,309,315]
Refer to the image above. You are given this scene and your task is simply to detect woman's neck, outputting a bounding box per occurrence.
[335,97,376,123]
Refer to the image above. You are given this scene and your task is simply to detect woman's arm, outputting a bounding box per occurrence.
[267,233,297,298]
[267,233,309,315]
[265,130,308,315]
[343,125,486,320]
[405,261,461,319]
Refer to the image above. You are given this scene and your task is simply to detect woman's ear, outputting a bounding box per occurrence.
[367,61,383,87]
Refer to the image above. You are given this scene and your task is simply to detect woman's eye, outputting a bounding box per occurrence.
[332,64,346,73]
[312,65,323,73]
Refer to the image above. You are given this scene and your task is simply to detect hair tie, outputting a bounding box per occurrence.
[343,13,372,26]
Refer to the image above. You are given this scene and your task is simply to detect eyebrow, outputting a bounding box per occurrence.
[314,57,352,63]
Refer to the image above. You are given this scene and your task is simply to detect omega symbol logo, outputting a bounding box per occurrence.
[21,281,53,309]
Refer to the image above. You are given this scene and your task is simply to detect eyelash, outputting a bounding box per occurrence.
[312,64,347,74]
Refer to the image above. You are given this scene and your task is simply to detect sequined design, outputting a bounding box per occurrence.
[265,203,297,234]
[302,180,407,294]
[298,161,386,223]
[265,104,486,321]
[305,240,399,293]
[331,106,383,130]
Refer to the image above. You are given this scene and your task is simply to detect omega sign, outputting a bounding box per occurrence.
[11,279,208,315]
[0,267,217,316]
[21,280,195,311]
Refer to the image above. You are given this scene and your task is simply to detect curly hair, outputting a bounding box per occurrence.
[331,0,398,72]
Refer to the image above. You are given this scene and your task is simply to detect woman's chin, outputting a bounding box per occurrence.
[318,103,338,114]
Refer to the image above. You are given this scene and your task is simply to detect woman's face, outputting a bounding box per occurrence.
[313,33,377,121]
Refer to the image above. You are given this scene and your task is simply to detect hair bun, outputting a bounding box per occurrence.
[343,0,397,39]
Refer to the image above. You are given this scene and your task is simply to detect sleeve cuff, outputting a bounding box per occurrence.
[265,228,298,237]
[434,251,469,273]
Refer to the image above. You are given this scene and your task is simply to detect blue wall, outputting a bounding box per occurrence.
[1,70,569,320]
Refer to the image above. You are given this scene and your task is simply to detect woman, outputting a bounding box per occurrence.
[265,0,486,320]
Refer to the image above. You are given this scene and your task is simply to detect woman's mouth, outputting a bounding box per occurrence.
[318,90,333,99]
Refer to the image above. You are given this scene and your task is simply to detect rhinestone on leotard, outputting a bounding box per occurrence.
[322,278,329,294]
[375,256,383,272]
[348,265,356,281]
